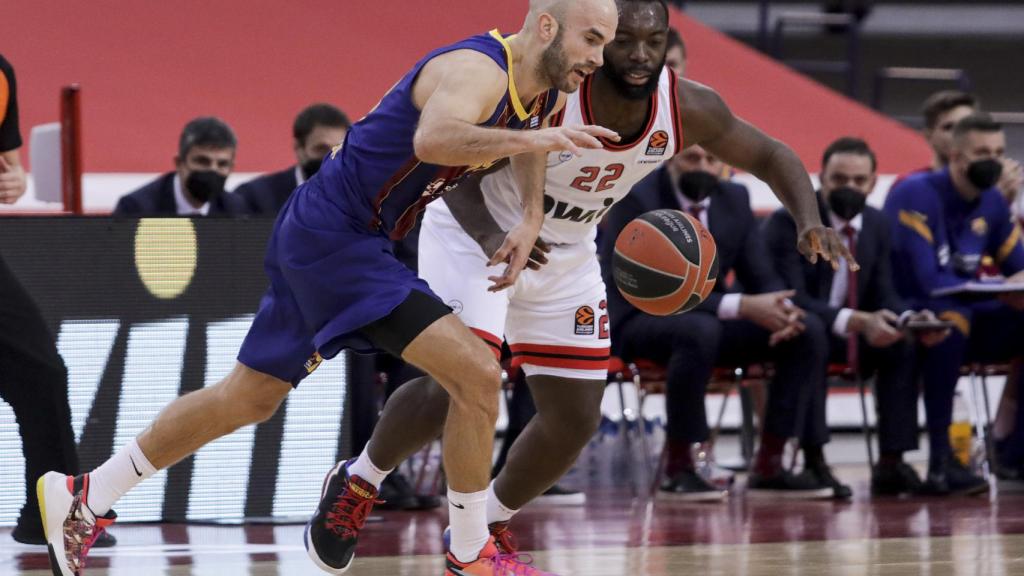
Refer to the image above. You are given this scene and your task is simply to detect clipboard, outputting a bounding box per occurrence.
[930,282,1024,298]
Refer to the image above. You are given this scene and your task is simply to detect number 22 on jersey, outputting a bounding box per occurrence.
[570,164,625,193]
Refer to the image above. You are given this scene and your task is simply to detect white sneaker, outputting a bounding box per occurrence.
[37,472,117,576]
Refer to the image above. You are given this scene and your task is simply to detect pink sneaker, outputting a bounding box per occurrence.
[444,536,555,575]
[37,472,117,576]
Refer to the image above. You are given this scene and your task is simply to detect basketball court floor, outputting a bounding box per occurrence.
[4,443,1023,576]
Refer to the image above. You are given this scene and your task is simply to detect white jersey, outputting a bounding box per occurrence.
[419,67,684,380]
[481,66,684,245]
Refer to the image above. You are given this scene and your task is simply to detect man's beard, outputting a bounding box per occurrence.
[602,57,664,100]
[539,28,576,93]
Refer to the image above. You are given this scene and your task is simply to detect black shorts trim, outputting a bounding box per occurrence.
[359,289,451,358]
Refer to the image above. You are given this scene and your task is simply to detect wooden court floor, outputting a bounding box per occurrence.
[4,478,1024,575]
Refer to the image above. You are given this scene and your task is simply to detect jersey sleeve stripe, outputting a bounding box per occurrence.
[580,73,659,151]
[371,157,422,231]
[996,224,1023,264]
[488,29,532,121]
[898,209,934,244]
[668,68,685,156]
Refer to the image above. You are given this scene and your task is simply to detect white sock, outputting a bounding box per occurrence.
[486,482,518,525]
[87,439,158,516]
[448,487,489,564]
[346,449,392,490]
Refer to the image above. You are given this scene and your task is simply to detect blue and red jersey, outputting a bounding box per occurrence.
[317,30,559,240]
[883,168,1024,304]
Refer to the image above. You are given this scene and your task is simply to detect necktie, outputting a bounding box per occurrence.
[843,225,859,368]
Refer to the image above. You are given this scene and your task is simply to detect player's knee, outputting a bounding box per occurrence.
[462,353,503,390]
[216,371,289,426]
[240,393,285,424]
[447,356,502,417]
[422,378,452,413]
[555,392,604,444]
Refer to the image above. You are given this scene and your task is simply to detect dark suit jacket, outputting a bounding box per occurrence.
[600,166,784,346]
[113,172,249,217]
[233,166,299,216]
[763,192,905,329]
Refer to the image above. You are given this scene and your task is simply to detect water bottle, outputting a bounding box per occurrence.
[949,392,973,467]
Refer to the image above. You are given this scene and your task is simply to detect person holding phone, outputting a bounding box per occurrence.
[885,114,1024,495]
[766,137,951,499]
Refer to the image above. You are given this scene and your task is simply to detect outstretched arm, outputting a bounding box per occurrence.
[413,52,615,167]
[679,79,857,271]
[487,98,567,290]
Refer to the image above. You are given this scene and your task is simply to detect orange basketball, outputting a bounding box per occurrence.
[612,209,719,316]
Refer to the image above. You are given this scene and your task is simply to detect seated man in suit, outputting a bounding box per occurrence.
[235,103,351,216]
[113,117,248,216]
[885,114,1024,493]
[765,137,949,497]
[602,145,832,500]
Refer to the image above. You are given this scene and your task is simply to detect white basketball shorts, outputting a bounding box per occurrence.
[419,202,611,380]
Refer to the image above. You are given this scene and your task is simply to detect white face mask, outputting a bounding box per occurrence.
[1014,191,1024,221]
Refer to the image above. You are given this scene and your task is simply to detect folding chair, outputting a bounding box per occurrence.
[963,363,1009,479]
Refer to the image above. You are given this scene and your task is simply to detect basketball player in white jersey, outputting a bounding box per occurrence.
[345,0,855,554]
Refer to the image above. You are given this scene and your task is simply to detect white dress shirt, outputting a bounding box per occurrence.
[827,210,862,337]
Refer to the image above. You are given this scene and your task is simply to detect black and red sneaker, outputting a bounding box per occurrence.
[304,460,382,574]
[487,521,519,554]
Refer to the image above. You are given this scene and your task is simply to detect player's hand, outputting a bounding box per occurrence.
[486,220,543,292]
[740,290,805,335]
[0,157,27,204]
[998,157,1023,204]
[477,231,550,272]
[798,225,860,272]
[908,309,951,347]
[532,125,620,156]
[851,310,902,348]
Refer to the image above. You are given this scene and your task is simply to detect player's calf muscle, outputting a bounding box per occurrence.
[139,369,289,469]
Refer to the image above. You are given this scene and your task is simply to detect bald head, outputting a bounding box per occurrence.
[528,0,567,21]
[523,0,617,92]
[526,0,618,35]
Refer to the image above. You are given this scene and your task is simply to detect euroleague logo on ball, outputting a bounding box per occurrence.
[645,130,669,156]
[612,209,719,316]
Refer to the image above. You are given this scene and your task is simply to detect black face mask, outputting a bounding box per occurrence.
[966,158,1003,191]
[301,158,324,180]
[185,170,227,204]
[677,171,721,203]
[827,186,867,221]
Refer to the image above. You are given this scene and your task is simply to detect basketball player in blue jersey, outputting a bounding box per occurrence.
[339,0,859,559]
[37,2,620,575]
